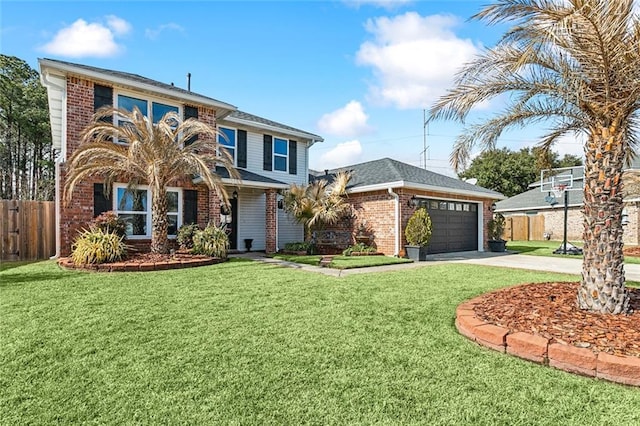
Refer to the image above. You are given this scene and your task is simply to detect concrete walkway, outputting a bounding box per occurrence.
[230,250,640,280]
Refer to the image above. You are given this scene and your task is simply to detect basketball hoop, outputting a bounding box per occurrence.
[551,184,567,199]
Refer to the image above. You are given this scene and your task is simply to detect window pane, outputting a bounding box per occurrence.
[274,138,288,155]
[218,127,236,147]
[167,191,179,213]
[439,202,447,210]
[120,214,147,236]
[117,188,147,211]
[168,214,178,236]
[274,155,287,171]
[430,201,439,210]
[118,95,147,115]
[220,147,235,160]
[152,102,179,124]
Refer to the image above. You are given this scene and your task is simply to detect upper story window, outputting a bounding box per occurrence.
[273,137,288,172]
[116,93,180,125]
[218,126,236,164]
[114,184,181,239]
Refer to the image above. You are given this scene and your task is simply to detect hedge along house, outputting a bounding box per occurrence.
[311,158,504,256]
[39,58,322,256]
[495,165,640,245]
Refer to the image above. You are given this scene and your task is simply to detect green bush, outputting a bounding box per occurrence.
[342,242,377,256]
[71,226,128,265]
[92,211,127,238]
[404,207,433,246]
[284,241,313,253]
[177,223,201,249]
[192,224,229,258]
[488,213,506,241]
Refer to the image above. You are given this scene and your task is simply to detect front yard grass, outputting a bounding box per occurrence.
[272,253,413,269]
[508,239,640,264]
[2,260,640,424]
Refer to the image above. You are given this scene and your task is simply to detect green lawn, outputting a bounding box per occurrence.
[508,240,640,264]
[2,260,640,424]
[273,253,413,269]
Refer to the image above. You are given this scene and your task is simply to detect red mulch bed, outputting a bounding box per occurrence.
[624,246,640,257]
[472,282,640,357]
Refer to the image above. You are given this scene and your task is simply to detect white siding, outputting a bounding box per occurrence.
[236,189,266,251]
[278,210,304,249]
[244,132,308,185]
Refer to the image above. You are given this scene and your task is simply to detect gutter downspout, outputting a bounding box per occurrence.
[41,71,65,259]
[388,187,400,256]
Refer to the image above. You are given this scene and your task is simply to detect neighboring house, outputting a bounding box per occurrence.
[311,158,504,256]
[495,165,640,245]
[39,58,322,256]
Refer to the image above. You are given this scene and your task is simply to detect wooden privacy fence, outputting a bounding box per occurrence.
[503,215,545,241]
[1,200,55,261]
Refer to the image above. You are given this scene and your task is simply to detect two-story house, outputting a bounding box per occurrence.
[39,58,322,256]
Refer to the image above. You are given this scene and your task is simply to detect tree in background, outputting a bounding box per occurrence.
[431,0,640,314]
[459,147,582,197]
[0,55,54,200]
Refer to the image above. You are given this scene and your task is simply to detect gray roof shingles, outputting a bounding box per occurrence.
[227,110,322,140]
[312,158,503,198]
[496,182,583,211]
[214,167,287,186]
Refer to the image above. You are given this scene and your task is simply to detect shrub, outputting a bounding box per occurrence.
[284,241,313,254]
[92,211,127,238]
[192,224,229,258]
[488,213,506,241]
[342,242,377,256]
[177,223,201,249]
[404,207,433,246]
[71,226,127,265]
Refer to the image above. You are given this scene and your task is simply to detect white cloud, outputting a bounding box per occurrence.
[551,132,585,159]
[145,23,184,40]
[356,12,480,109]
[315,140,364,170]
[317,101,371,138]
[40,16,131,58]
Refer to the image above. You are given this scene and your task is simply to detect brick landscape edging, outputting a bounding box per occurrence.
[57,256,225,272]
[455,296,640,387]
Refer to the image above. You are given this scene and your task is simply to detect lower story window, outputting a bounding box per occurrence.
[114,184,181,238]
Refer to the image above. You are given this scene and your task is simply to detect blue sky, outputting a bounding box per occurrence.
[2,0,582,176]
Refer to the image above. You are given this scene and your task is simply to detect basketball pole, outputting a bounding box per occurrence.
[562,190,568,255]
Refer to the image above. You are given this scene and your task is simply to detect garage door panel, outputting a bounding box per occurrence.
[419,198,478,254]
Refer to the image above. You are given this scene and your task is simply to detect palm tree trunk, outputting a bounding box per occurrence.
[150,186,169,254]
[579,125,630,314]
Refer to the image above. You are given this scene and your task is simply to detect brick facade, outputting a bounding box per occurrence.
[265,189,277,254]
[58,76,239,255]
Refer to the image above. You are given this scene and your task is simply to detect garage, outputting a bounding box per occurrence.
[419,198,479,254]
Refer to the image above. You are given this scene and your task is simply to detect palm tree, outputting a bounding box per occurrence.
[430,0,640,314]
[281,171,352,242]
[64,106,239,254]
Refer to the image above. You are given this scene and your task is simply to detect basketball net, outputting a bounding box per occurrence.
[552,184,567,199]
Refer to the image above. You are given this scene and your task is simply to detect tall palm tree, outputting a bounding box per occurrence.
[430,0,640,314]
[281,171,352,242]
[64,106,239,254]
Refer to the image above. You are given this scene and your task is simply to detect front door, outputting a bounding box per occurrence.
[227,198,238,250]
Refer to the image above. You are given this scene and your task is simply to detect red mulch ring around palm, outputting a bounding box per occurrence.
[624,246,640,257]
[472,282,640,357]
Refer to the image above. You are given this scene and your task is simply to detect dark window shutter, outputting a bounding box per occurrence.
[183,189,198,225]
[94,183,111,217]
[288,140,297,175]
[237,130,247,168]
[263,134,273,171]
[184,106,199,146]
[94,84,113,123]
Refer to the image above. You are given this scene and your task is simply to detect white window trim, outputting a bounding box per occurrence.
[113,183,182,240]
[218,125,237,166]
[273,136,289,173]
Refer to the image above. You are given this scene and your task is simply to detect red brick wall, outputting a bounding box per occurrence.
[59,77,219,255]
[265,189,277,254]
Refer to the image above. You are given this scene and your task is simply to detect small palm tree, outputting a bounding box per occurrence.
[281,171,352,242]
[64,106,239,254]
[430,0,640,314]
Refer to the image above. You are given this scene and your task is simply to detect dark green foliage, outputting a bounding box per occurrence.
[192,224,229,258]
[488,213,506,241]
[284,241,314,253]
[459,148,583,197]
[404,208,433,246]
[70,226,127,265]
[0,55,54,200]
[91,211,127,238]
[342,242,377,256]
[177,223,200,250]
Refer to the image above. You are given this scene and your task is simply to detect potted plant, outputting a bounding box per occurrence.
[404,207,433,261]
[487,213,507,252]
